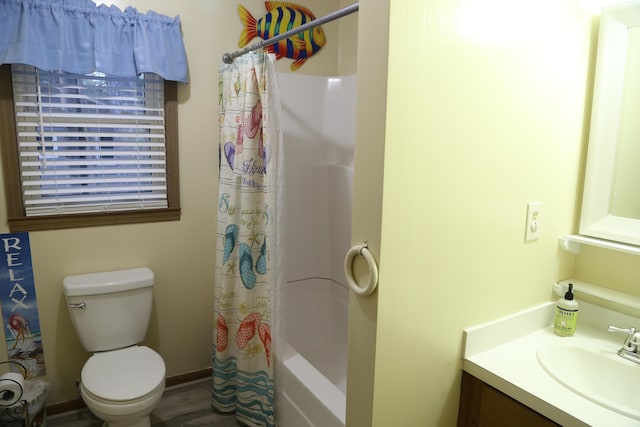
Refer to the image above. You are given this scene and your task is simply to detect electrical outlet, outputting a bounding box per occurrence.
[525,201,543,241]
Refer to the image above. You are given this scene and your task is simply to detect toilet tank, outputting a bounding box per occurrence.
[63,268,155,352]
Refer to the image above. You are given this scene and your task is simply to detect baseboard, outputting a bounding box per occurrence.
[46,367,212,416]
[165,367,212,387]
[46,398,86,417]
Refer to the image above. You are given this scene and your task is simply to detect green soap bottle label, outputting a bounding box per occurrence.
[554,306,578,336]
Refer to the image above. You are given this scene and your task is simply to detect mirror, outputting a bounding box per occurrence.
[580,0,640,246]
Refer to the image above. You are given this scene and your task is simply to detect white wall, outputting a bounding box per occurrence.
[279,74,356,287]
[279,74,357,415]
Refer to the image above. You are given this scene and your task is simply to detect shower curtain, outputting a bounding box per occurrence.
[213,52,283,427]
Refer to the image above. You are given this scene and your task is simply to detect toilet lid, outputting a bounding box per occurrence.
[82,346,165,401]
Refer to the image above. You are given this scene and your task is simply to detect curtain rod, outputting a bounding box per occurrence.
[222,3,359,64]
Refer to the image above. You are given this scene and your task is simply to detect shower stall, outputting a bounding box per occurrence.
[278,73,357,427]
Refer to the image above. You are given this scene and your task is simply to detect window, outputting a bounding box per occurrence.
[0,64,180,231]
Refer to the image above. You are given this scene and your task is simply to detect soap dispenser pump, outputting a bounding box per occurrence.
[554,283,578,337]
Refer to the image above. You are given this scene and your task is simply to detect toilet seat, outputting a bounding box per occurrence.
[82,345,165,402]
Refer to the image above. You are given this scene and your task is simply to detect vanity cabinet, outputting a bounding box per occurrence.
[457,371,560,427]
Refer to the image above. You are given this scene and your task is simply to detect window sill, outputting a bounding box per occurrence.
[8,208,181,232]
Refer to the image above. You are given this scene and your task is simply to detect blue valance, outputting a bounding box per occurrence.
[0,0,188,82]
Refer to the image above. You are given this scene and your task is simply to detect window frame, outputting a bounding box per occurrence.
[0,64,180,231]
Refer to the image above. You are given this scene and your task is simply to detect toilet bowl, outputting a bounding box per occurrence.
[80,346,165,427]
[63,268,166,427]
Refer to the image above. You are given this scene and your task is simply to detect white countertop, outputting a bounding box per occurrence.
[462,299,640,426]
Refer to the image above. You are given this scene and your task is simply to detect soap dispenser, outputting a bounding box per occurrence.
[554,283,578,337]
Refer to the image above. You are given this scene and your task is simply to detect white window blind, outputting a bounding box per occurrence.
[11,64,168,216]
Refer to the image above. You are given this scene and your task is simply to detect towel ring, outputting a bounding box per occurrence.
[344,243,378,296]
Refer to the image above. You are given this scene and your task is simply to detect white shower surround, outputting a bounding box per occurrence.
[278,73,356,427]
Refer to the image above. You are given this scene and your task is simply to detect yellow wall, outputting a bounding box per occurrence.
[337,0,359,74]
[0,0,345,406]
[364,0,595,424]
[573,246,640,293]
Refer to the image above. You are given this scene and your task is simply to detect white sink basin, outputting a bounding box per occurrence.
[537,344,640,420]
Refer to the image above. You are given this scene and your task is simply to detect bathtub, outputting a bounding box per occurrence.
[279,278,348,427]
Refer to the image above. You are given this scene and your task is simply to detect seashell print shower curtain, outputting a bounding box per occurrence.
[213,52,284,427]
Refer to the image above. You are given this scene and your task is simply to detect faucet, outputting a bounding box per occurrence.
[608,325,640,363]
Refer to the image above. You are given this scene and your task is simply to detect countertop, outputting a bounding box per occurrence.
[462,299,640,426]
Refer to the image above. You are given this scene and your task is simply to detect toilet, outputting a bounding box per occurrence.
[63,267,166,427]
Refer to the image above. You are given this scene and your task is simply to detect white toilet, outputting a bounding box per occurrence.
[63,267,166,427]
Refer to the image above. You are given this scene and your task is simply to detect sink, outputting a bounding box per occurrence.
[537,344,640,420]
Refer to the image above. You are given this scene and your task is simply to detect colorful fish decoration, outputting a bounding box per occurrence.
[238,2,327,72]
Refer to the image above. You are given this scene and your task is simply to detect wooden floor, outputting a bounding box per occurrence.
[47,378,240,427]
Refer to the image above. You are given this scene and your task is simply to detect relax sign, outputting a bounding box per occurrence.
[0,233,45,376]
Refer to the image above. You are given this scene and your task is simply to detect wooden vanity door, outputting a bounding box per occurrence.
[457,371,560,427]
